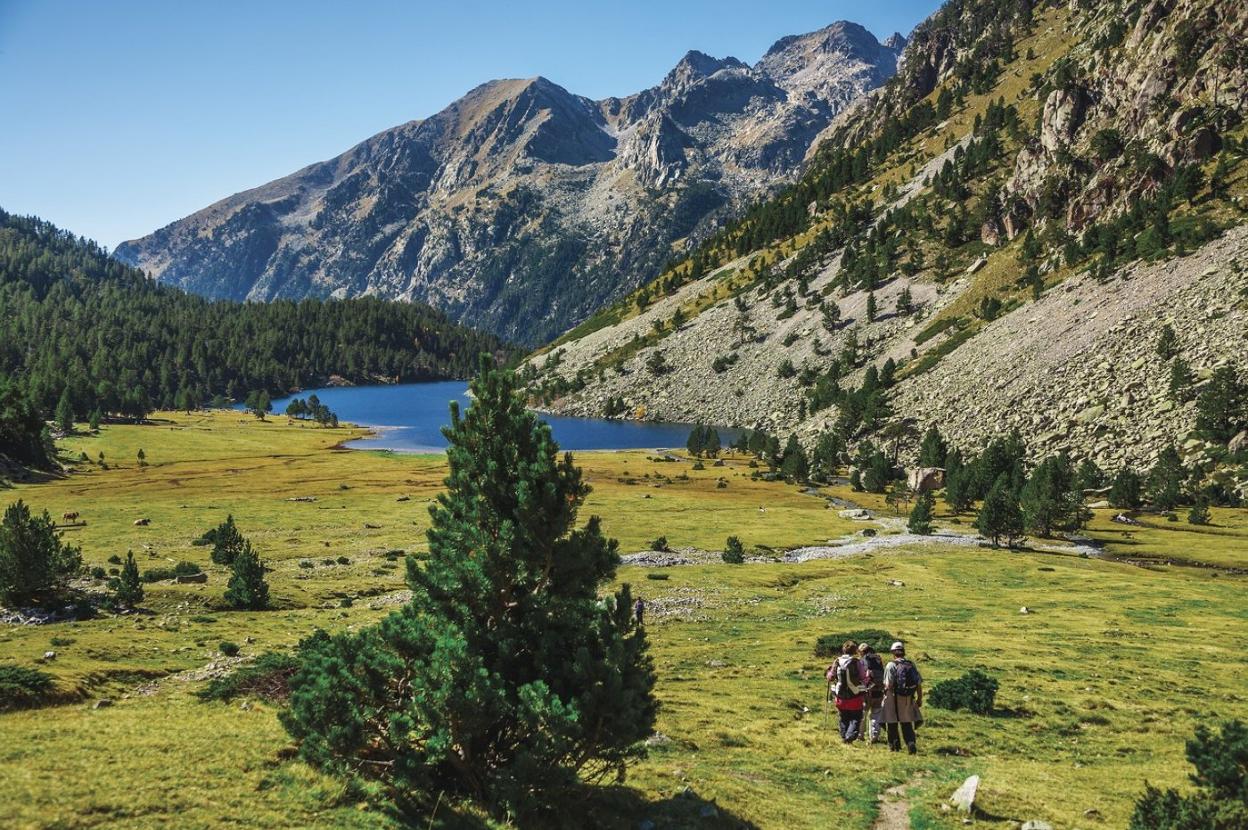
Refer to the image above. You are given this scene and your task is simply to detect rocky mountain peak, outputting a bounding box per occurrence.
[116,19,902,346]
[883,32,908,51]
[665,50,749,88]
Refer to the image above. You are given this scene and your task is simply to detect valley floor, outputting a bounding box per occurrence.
[2,412,1246,828]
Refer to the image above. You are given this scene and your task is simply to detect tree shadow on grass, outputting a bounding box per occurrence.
[403,784,761,830]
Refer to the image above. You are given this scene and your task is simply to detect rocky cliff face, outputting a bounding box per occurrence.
[116,23,901,346]
[526,0,1248,475]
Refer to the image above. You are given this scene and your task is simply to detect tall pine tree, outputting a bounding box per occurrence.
[280,361,656,815]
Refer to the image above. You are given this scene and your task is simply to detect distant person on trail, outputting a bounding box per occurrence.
[882,641,923,754]
[858,642,886,744]
[829,640,868,744]
[633,597,645,625]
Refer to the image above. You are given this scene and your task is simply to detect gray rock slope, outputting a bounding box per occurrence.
[116,23,903,346]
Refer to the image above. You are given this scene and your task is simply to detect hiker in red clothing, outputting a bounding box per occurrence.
[828,640,869,743]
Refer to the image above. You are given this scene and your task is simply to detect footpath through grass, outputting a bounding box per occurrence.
[1,412,1246,828]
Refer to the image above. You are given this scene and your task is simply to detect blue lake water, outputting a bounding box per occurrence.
[266,381,737,453]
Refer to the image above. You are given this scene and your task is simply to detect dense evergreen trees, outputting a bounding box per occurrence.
[975,476,1024,548]
[1130,720,1248,829]
[113,551,143,608]
[907,491,935,535]
[685,423,721,457]
[0,500,82,605]
[0,209,509,435]
[0,379,52,469]
[224,541,269,610]
[280,363,656,816]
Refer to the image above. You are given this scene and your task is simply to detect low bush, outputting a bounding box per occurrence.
[928,669,1000,715]
[0,665,55,711]
[813,629,895,659]
[649,536,670,552]
[219,641,240,657]
[142,560,203,583]
[196,652,299,703]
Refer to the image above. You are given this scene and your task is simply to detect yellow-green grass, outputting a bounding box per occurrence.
[1083,506,1248,571]
[2,413,1246,829]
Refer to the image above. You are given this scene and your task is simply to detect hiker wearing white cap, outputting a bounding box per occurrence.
[881,641,923,754]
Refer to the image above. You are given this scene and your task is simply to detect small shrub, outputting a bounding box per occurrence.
[336,556,350,565]
[173,561,202,576]
[298,559,314,569]
[722,536,745,564]
[107,555,122,565]
[49,637,74,647]
[340,597,354,608]
[645,573,670,581]
[928,669,1000,715]
[219,641,240,657]
[814,629,895,659]
[90,566,106,580]
[649,536,670,552]
[0,666,55,711]
[196,652,299,703]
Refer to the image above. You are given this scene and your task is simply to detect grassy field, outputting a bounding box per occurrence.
[2,412,1246,829]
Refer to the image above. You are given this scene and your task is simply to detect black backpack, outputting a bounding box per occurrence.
[893,658,920,697]
[864,653,885,690]
[836,658,862,698]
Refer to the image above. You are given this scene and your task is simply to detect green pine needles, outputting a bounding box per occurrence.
[223,541,269,610]
[279,360,657,817]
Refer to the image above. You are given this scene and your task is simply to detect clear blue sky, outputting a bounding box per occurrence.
[0,0,940,249]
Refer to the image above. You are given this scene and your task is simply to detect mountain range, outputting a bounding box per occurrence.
[116,22,904,345]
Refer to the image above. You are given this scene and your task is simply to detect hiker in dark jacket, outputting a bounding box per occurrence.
[633,597,645,625]
[881,641,922,754]
[830,640,868,743]
[858,642,886,744]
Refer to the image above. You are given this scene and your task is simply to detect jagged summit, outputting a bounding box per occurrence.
[116,21,902,346]
[883,32,908,51]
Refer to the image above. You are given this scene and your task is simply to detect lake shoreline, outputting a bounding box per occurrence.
[272,380,735,454]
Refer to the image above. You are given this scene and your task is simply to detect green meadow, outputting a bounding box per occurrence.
[1,412,1246,829]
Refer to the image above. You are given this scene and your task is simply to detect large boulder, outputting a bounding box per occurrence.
[1040,88,1087,153]
[907,467,946,492]
[950,775,980,813]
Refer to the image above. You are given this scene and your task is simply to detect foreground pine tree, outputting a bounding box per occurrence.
[280,361,656,816]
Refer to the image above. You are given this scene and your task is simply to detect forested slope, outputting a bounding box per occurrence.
[0,209,508,468]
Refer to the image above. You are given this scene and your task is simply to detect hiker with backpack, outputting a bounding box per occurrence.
[882,641,923,754]
[858,642,886,744]
[828,640,869,744]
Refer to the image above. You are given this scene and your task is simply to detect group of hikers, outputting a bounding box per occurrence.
[826,640,923,753]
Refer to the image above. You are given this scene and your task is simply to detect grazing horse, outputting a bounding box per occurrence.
[62,511,80,522]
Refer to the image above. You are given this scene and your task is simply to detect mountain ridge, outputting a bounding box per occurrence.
[117,21,904,346]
